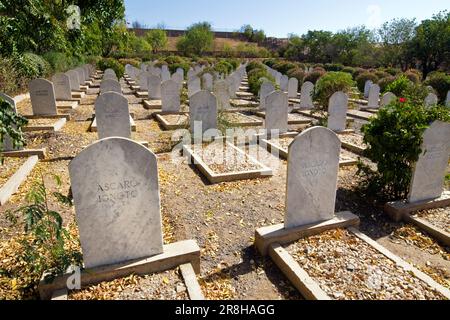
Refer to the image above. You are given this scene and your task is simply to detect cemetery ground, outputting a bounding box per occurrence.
[1,78,449,301]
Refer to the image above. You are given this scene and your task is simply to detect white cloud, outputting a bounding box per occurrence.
[366,4,382,28]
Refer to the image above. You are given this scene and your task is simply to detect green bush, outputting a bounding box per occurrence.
[0,97,28,160]
[383,67,401,76]
[304,70,326,84]
[286,68,305,87]
[385,75,411,96]
[263,59,277,68]
[353,67,368,79]
[214,60,234,76]
[118,58,141,68]
[42,52,71,73]
[14,53,51,79]
[324,63,344,72]
[359,101,450,200]
[404,71,421,84]
[375,70,390,79]
[314,72,355,108]
[424,72,450,104]
[170,62,191,77]
[273,61,297,74]
[97,58,124,78]
[342,66,356,76]
[247,63,275,96]
[378,76,396,93]
[85,56,102,66]
[355,72,379,93]
[0,57,21,95]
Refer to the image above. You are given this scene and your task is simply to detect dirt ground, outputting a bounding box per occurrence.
[0,76,448,300]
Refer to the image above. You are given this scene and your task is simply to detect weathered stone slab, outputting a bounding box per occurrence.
[189,90,218,136]
[94,92,131,139]
[328,91,348,133]
[52,73,72,101]
[100,79,122,94]
[265,91,288,133]
[300,82,314,109]
[161,80,180,113]
[29,78,58,116]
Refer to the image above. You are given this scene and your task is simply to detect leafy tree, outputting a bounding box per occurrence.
[409,11,450,78]
[0,98,28,163]
[177,22,214,56]
[378,18,417,70]
[145,29,168,53]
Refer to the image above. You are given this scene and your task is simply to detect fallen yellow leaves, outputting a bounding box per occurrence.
[199,267,236,300]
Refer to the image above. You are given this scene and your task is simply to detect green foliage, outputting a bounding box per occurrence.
[118,58,141,68]
[145,29,168,53]
[359,101,450,200]
[404,70,421,84]
[214,60,234,76]
[385,75,411,96]
[97,58,124,78]
[239,25,266,43]
[424,72,450,104]
[128,32,152,55]
[42,52,71,73]
[324,63,344,72]
[0,56,21,95]
[355,72,379,93]
[304,70,326,84]
[246,62,276,96]
[177,22,214,56]
[5,175,82,292]
[14,53,51,79]
[286,68,305,87]
[378,76,396,93]
[0,98,28,161]
[314,72,355,108]
[272,61,297,74]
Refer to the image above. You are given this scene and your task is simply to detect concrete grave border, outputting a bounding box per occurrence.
[40,240,201,300]
[255,213,450,300]
[183,142,273,184]
[90,116,136,132]
[259,133,359,167]
[338,135,367,156]
[223,112,263,127]
[56,101,79,112]
[143,99,162,109]
[346,109,375,121]
[0,156,39,205]
[23,118,67,133]
[155,113,189,130]
[254,111,312,125]
[2,148,47,160]
[297,110,355,124]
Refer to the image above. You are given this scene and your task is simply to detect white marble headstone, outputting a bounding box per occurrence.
[364,80,373,98]
[148,75,162,100]
[259,81,275,110]
[29,78,58,116]
[214,80,231,110]
[69,137,163,269]
[188,76,201,97]
[52,73,72,101]
[161,80,181,113]
[66,70,81,91]
[367,84,380,109]
[95,92,131,139]
[408,121,450,203]
[280,75,289,92]
[202,73,213,92]
[328,91,348,133]
[285,127,341,228]
[265,91,288,134]
[100,79,122,94]
[300,81,314,109]
[288,78,298,99]
[189,90,217,135]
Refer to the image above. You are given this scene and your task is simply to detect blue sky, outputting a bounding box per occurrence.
[124,0,449,37]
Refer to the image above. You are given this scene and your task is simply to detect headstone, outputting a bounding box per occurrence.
[265,91,288,134]
[364,80,373,98]
[161,66,171,82]
[176,68,184,78]
[300,81,314,109]
[0,93,21,151]
[367,84,380,109]
[100,79,122,94]
[280,75,289,92]
[328,92,348,132]
[171,72,184,91]
[66,70,81,91]
[148,75,162,100]
[288,78,298,99]
[187,68,196,80]
[381,92,397,107]
[446,91,450,107]
[161,80,180,113]
[259,81,275,110]
[69,137,163,269]
[52,73,72,101]
[95,92,131,139]
[275,72,282,86]
[408,121,450,203]
[75,68,86,86]
[214,80,230,110]
[202,73,213,92]
[285,127,341,228]
[29,78,58,116]
[104,73,118,82]
[189,90,217,135]
[424,93,438,107]
[188,76,201,97]
[104,69,116,77]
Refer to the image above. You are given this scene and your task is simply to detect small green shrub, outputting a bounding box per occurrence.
[304,70,326,84]
[314,72,355,108]
[359,101,450,200]
[353,67,368,79]
[375,70,390,79]
[324,63,344,72]
[118,58,141,68]
[424,72,450,104]
[14,53,51,79]
[0,57,21,95]
[384,67,401,76]
[287,68,305,88]
[0,98,28,161]
[378,76,396,93]
[385,75,412,96]
[247,63,275,96]
[273,61,297,74]
[42,52,70,73]
[342,66,356,76]
[404,71,420,84]
[97,58,124,78]
[356,72,379,93]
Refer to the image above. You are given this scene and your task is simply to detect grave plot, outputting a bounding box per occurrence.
[255,112,312,125]
[259,133,358,167]
[155,113,189,130]
[23,118,67,132]
[347,109,376,121]
[183,140,273,184]
[297,109,355,125]
[89,116,137,132]
[282,228,449,300]
[230,99,259,108]
[143,99,163,109]
[0,156,38,205]
[338,133,367,155]
[221,112,263,127]
[405,208,450,246]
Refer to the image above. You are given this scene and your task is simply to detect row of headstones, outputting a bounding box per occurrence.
[260,80,314,109]
[67,118,450,269]
[364,80,448,109]
[30,66,96,117]
[265,65,299,99]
